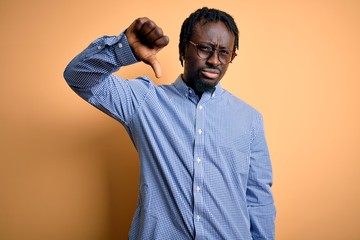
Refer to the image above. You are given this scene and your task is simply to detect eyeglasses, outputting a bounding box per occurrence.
[188,41,237,64]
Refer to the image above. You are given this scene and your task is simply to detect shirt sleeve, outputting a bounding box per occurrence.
[247,113,276,239]
[63,32,154,126]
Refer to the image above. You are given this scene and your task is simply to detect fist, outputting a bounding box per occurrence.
[126,17,169,78]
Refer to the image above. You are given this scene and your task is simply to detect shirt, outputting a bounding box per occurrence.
[64,32,276,240]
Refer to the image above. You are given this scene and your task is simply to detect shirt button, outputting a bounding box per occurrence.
[97,45,102,50]
[118,43,123,48]
[196,157,201,163]
[197,215,201,221]
[196,186,201,192]
[198,129,202,134]
[198,105,203,110]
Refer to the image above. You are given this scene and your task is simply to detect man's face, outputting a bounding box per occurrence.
[182,20,235,94]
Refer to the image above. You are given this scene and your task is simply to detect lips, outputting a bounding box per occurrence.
[201,68,220,79]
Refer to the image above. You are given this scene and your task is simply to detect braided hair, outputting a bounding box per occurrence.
[179,7,239,66]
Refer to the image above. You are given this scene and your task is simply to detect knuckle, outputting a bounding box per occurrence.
[135,17,148,28]
[145,20,156,29]
[154,27,163,36]
[134,18,143,25]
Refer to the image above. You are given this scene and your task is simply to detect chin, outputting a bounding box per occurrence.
[194,79,217,93]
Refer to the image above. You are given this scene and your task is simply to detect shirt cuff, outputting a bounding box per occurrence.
[113,32,139,66]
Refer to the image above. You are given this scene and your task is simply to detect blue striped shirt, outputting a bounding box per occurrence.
[64,32,275,240]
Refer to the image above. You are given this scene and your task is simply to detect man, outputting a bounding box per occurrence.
[64,7,275,240]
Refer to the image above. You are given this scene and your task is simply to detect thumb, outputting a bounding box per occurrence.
[149,58,162,78]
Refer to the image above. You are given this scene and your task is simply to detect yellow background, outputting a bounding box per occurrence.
[1,0,359,239]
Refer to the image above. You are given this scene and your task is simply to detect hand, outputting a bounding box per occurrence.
[126,17,169,78]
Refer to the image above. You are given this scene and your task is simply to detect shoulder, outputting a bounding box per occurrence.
[221,89,261,117]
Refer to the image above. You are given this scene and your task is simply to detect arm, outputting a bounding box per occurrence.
[63,18,169,123]
[64,17,169,91]
[247,114,276,239]
[63,33,138,100]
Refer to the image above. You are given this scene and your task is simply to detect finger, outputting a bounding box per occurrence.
[144,25,163,41]
[140,20,158,37]
[140,22,167,46]
[133,17,150,32]
[126,17,149,43]
[149,58,162,78]
[153,35,169,48]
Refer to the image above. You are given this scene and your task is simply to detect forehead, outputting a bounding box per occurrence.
[191,20,234,46]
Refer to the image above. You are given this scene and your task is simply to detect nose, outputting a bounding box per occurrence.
[207,50,221,66]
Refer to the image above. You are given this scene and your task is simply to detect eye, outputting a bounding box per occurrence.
[219,49,230,56]
[198,45,213,52]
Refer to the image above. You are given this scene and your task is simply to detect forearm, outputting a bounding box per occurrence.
[63,32,138,99]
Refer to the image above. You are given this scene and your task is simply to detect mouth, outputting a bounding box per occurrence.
[201,68,220,80]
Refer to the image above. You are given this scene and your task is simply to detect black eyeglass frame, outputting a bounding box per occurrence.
[188,41,237,64]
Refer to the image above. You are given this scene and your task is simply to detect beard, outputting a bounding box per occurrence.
[194,79,216,93]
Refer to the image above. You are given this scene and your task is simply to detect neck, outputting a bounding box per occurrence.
[181,75,202,97]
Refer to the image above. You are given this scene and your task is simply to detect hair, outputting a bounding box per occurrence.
[179,7,239,66]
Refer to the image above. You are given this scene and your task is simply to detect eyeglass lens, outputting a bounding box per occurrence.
[190,41,234,63]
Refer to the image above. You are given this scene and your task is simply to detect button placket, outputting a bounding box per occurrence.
[193,101,205,235]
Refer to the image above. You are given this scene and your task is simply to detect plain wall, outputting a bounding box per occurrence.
[1,0,359,239]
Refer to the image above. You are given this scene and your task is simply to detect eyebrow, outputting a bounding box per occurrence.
[198,42,231,49]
